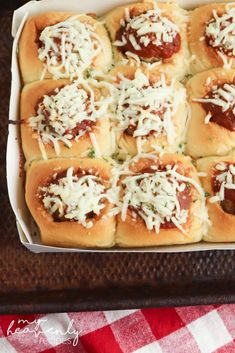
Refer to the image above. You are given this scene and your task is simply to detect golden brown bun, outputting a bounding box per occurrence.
[19,12,112,83]
[104,1,189,80]
[20,80,111,161]
[116,154,205,247]
[25,158,116,248]
[109,66,187,157]
[197,156,235,242]
[189,3,235,74]
[186,68,235,158]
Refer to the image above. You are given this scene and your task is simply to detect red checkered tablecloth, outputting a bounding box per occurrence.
[0,305,234,352]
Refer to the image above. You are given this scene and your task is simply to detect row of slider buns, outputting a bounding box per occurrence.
[26,154,235,248]
[19,1,235,83]
[18,1,235,247]
[21,67,235,161]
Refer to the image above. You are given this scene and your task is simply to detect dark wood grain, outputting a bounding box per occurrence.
[1,6,235,314]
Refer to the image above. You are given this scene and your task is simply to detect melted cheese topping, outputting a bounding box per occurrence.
[209,162,235,203]
[111,69,185,146]
[118,164,203,234]
[38,15,102,80]
[205,7,235,57]
[193,83,235,121]
[41,167,108,228]
[114,8,179,49]
[29,80,109,158]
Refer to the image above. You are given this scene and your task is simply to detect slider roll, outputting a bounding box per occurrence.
[21,79,111,160]
[19,12,112,83]
[116,154,206,247]
[189,3,235,74]
[197,156,235,242]
[109,66,187,157]
[104,1,189,80]
[186,68,235,158]
[25,158,116,248]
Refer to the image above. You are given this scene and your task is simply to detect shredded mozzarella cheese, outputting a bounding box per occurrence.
[204,112,212,124]
[38,15,103,80]
[125,51,141,65]
[41,167,110,228]
[29,79,110,158]
[89,132,101,158]
[118,164,203,234]
[209,163,235,203]
[205,7,235,58]
[114,8,179,52]
[217,51,233,69]
[105,154,205,234]
[110,69,186,152]
[193,83,235,117]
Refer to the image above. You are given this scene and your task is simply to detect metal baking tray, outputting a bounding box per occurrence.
[1,1,235,314]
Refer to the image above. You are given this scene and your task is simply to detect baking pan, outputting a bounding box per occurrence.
[1,2,235,314]
[9,0,235,254]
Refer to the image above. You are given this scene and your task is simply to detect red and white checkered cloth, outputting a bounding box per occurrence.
[0,305,234,352]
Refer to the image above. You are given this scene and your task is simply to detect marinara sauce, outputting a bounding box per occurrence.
[129,165,191,229]
[205,17,235,57]
[115,11,181,60]
[212,164,235,214]
[202,83,235,131]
